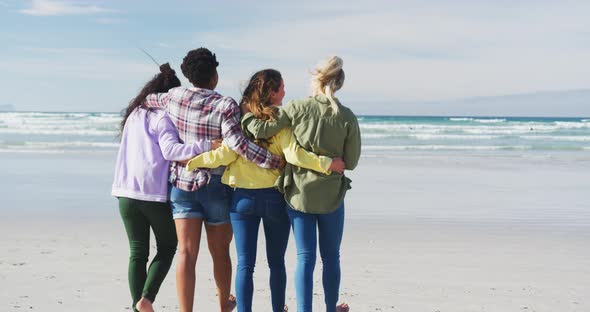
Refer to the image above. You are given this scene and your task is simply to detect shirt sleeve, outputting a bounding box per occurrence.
[156,115,210,161]
[185,142,238,172]
[279,129,332,174]
[343,114,362,170]
[244,106,292,139]
[220,98,283,169]
[144,92,170,109]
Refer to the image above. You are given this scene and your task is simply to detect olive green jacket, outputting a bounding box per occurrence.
[244,95,361,214]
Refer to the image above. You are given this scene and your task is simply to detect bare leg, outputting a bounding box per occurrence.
[175,218,203,312]
[205,223,235,312]
[135,297,154,312]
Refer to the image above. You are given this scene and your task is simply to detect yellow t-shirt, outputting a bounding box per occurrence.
[186,128,332,189]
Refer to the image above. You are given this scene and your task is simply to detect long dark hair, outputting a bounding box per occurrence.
[120,63,181,132]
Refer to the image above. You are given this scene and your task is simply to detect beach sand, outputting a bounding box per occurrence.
[1,152,589,311]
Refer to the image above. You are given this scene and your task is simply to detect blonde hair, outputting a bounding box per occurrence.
[311,56,345,114]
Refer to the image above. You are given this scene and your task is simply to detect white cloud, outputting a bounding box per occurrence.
[187,1,590,102]
[5,0,590,113]
[20,0,112,16]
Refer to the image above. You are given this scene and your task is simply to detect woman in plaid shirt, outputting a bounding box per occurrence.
[144,48,283,312]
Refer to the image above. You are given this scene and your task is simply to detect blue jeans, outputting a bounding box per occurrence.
[169,175,232,224]
[287,204,345,312]
[230,188,290,312]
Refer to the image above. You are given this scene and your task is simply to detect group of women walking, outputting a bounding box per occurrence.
[111,47,361,312]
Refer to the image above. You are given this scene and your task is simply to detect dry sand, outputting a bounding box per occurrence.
[1,153,589,311]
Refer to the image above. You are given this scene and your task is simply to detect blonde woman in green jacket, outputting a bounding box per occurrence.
[246,56,361,312]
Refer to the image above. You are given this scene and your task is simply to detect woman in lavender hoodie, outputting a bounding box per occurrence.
[112,64,219,312]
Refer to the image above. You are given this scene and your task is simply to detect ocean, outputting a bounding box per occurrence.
[1,112,589,154]
[2,113,588,312]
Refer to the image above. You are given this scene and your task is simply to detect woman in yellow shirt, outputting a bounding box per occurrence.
[186,69,344,312]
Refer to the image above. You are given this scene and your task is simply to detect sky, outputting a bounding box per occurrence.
[1,0,589,115]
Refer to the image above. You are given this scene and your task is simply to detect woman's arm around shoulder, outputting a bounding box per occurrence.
[220,98,282,169]
[185,142,238,171]
[277,128,336,174]
[243,105,293,139]
[144,90,173,109]
[156,114,210,161]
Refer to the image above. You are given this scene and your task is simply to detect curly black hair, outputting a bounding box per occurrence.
[181,47,219,87]
[119,63,181,133]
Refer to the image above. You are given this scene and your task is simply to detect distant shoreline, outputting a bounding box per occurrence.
[1,110,589,119]
[0,104,14,112]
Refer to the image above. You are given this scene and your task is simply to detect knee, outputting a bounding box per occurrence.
[297,249,316,266]
[129,242,149,262]
[237,259,255,273]
[208,238,231,258]
[157,242,177,257]
[267,254,286,270]
[177,243,199,262]
[129,253,149,263]
[320,249,340,266]
[208,244,230,260]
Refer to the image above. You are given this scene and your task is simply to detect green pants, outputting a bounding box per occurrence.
[118,197,177,311]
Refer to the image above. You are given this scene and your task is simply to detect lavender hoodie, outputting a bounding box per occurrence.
[111,108,209,202]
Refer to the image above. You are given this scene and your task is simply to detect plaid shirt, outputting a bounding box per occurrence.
[144,86,282,191]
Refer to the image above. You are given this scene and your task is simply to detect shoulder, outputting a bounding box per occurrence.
[339,104,356,118]
[241,112,256,125]
[169,86,184,93]
[149,109,173,130]
[284,97,317,116]
[164,86,185,97]
[331,99,356,120]
[125,107,145,124]
[337,105,359,130]
[148,109,167,122]
[214,94,239,113]
[211,92,238,106]
[288,96,315,108]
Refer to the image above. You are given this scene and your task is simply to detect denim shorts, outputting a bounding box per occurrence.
[169,175,232,225]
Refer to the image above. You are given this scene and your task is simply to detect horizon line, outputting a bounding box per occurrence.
[1,110,589,119]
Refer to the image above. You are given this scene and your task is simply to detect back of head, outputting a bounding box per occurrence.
[240,69,283,121]
[120,63,181,132]
[181,48,219,88]
[311,56,345,114]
